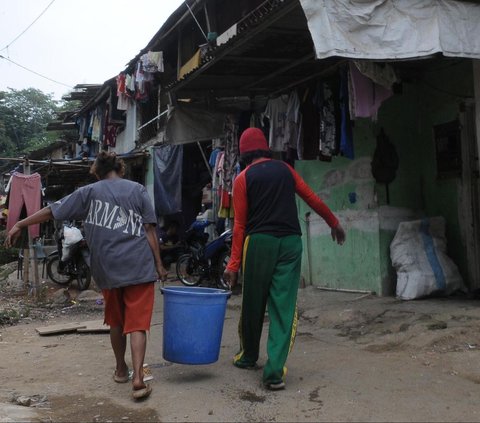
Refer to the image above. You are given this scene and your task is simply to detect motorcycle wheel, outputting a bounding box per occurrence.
[176,254,202,286]
[46,256,73,285]
[76,256,91,291]
[215,249,231,290]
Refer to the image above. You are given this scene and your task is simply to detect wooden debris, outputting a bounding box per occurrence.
[36,322,86,336]
[77,320,110,333]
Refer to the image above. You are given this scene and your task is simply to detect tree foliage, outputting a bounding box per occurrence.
[0,88,60,156]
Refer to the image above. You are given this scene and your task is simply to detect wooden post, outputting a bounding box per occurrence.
[22,159,40,300]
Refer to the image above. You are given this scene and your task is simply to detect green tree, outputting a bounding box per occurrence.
[0,88,59,155]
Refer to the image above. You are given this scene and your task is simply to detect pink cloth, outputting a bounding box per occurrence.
[349,62,392,120]
[7,173,42,238]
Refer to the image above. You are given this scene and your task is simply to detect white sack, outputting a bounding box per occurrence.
[63,226,83,246]
[390,217,465,300]
[61,226,83,263]
[299,0,480,60]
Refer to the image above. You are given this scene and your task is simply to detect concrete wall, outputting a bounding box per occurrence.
[297,60,475,295]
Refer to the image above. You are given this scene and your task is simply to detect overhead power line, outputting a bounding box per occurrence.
[0,54,73,89]
[0,0,56,52]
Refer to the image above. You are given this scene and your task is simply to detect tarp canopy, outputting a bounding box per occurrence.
[300,0,480,60]
[166,106,226,145]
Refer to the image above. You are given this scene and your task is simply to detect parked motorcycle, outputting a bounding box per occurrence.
[46,225,91,291]
[176,226,232,290]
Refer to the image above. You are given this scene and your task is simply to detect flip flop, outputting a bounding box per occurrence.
[132,383,152,400]
[113,369,130,384]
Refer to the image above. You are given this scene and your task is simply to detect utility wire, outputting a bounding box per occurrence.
[0,0,56,52]
[0,54,73,88]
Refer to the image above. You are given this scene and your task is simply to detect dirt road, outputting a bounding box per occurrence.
[1,283,480,422]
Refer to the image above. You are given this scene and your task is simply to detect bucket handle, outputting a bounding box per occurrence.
[159,287,231,299]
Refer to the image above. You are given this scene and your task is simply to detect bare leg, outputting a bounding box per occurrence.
[130,330,147,389]
[110,326,128,377]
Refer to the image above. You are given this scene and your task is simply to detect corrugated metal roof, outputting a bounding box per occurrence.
[165,0,296,91]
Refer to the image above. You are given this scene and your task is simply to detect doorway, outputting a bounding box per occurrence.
[459,102,480,290]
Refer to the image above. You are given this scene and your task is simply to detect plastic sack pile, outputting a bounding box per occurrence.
[390,217,465,300]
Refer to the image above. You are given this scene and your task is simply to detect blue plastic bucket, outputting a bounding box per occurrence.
[161,286,231,365]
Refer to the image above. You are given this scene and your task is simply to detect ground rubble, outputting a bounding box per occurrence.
[0,262,103,328]
[1,272,480,421]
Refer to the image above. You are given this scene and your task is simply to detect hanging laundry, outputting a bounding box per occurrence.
[217,116,238,219]
[299,87,319,160]
[135,62,145,93]
[217,151,225,185]
[117,73,126,94]
[125,74,135,96]
[104,125,118,148]
[354,61,398,90]
[101,105,109,145]
[116,73,128,111]
[6,173,42,239]
[209,147,222,168]
[87,112,94,138]
[339,66,354,160]
[264,95,289,152]
[285,90,302,155]
[314,81,337,157]
[91,107,102,142]
[349,62,393,120]
[141,51,164,73]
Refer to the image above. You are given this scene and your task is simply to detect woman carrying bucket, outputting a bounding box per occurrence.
[5,152,167,400]
[223,128,345,390]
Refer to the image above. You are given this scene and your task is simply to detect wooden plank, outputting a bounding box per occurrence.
[36,322,86,336]
[77,320,110,333]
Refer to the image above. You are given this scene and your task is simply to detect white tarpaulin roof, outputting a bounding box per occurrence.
[300,0,480,60]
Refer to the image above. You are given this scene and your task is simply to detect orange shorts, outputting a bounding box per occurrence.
[102,282,155,334]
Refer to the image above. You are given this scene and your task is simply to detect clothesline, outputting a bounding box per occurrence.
[0,157,91,168]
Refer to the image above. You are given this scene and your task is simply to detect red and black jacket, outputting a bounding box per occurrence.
[226,158,339,272]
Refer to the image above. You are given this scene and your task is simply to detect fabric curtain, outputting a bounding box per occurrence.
[153,145,183,216]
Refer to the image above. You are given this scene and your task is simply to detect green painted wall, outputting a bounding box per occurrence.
[296,60,474,295]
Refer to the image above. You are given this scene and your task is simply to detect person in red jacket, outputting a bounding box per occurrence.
[223,128,345,391]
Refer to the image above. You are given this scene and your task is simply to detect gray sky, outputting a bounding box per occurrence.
[0,0,184,100]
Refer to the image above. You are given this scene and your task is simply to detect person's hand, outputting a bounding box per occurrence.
[331,224,346,245]
[157,264,168,282]
[5,223,22,248]
[223,270,238,289]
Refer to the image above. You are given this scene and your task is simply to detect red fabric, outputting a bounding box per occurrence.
[7,173,42,238]
[220,189,231,208]
[116,73,126,95]
[239,128,269,154]
[102,282,155,334]
[286,165,339,229]
[226,171,248,272]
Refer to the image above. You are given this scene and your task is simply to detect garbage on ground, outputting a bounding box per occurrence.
[390,216,465,300]
[10,393,49,408]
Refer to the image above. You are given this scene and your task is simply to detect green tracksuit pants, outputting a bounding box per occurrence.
[234,233,302,384]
